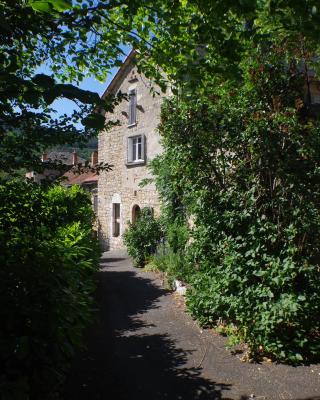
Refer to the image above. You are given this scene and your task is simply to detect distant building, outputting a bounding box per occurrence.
[26,150,86,183]
[62,150,99,214]
[26,149,99,214]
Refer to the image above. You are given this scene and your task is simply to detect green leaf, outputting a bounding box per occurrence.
[28,1,52,12]
[51,0,72,12]
[28,0,72,13]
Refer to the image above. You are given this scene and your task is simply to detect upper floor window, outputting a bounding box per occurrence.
[127,135,145,164]
[128,89,137,125]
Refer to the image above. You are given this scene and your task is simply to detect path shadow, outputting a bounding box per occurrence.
[64,256,232,399]
[239,398,320,400]
[99,256,127,264]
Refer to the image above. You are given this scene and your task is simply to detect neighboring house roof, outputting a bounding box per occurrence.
[101,49,137,98]
[46,151,86,165]
[62,169,98,186]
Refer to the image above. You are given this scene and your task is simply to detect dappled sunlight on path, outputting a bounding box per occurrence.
[64,251,320,400]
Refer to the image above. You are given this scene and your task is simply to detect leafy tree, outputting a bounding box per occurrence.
[1,0,123,172]
[151,40,320,363]
[3,0,320,174]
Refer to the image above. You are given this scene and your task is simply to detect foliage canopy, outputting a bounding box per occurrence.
[3,0,320,172]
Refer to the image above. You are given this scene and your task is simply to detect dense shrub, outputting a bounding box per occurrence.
[0,180,100,399]
[148,243,193,286]
[151,44,320,363]
[166,222,189,254]
[123,208,163,267]
[146,222,191,285]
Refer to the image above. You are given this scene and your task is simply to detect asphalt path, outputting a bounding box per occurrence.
[64,251,320,400]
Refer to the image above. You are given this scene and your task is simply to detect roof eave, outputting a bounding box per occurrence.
[101,49,138,99]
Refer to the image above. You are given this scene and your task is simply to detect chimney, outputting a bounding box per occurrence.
[72,149,78,165]
[91,150,98,165]
[41,152,48,162]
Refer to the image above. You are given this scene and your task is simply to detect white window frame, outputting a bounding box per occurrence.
[127,135,145,164]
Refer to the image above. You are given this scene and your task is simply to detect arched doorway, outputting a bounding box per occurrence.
[132,204,141,224]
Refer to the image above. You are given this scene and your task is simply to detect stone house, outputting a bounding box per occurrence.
[98,50,166,250]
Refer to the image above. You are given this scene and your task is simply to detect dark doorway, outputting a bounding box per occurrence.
[132,204,141,224]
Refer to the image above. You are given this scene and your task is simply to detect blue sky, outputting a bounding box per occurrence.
[37,45,132,119]
[35,44,132,129]
[50,69,117,118]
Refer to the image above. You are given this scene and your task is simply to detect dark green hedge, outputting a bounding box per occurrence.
[0,180,100,399]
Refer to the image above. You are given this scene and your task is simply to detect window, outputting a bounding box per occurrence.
[128,89,137,125]
[127,135,145,164]
[112,203,120,237]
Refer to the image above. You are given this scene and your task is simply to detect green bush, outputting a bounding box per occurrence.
[0,180,100,399]
[151,44,320,363]
[146,221,191,285]
[148,243,193,286]
[166,222,189,254]
[123,208,163,267]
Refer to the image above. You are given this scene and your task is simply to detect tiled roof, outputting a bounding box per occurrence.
[62,169,98,186]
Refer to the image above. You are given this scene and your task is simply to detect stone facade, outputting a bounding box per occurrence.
[98,51,166,250]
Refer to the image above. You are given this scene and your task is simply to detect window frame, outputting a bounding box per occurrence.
[127,134,145,165]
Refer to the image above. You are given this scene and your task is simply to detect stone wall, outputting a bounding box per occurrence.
[98,61,165,250]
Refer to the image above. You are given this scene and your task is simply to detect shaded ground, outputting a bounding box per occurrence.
[64,251,320,400]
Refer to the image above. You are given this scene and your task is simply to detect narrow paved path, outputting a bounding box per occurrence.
[64,251,320,400]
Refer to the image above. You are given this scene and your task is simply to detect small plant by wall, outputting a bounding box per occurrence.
[123,207,163,267]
